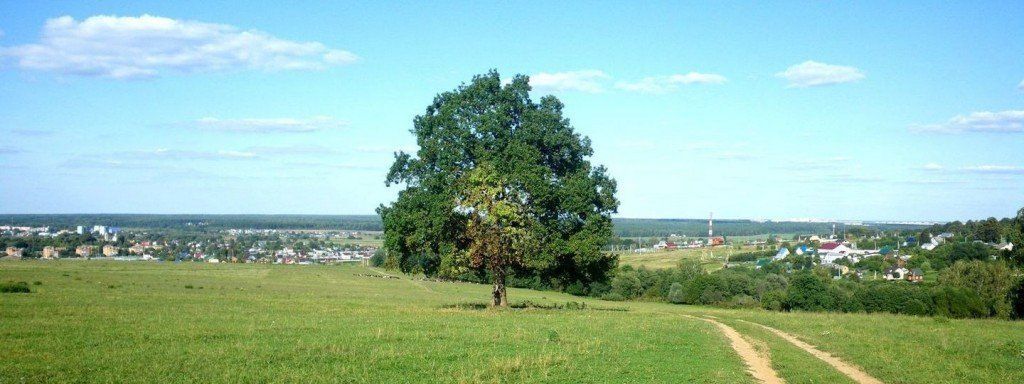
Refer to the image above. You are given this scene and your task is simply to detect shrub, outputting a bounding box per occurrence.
[610,269,644,299]
[667,282,685,304]
[722,294,759,309]
[1010,277,1024,320]
[940,260,1015,318]
[785,272,834,311]
[903,299,930,316]
[600,292,625,301]
[564,282,588,297]
[761,290,786,311]
[369,250,385,267]
[1,281,31,293]
[931,285,988,318]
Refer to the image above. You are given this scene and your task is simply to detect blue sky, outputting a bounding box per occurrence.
[0,1,1022,221]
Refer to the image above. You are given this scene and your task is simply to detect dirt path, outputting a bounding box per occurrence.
[685,315,784,384]
[736,319,883,384]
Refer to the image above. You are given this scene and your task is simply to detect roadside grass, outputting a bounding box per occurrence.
[674,305,1024,384]
[0,261,748,383]
[720,318,855,384]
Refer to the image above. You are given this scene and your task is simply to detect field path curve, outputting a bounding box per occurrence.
[684,315,784,384]
[736,319,883,384]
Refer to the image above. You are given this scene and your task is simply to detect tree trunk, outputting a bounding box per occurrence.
[492,273,508,307]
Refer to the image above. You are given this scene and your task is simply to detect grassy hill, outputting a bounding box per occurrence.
[2,261,1022,383]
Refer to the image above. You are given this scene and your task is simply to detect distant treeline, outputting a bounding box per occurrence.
[612,218,926,238]
[1,214,925,236]
[0,214,383,231]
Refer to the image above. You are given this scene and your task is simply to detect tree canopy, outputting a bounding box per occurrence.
[377,70,619,304]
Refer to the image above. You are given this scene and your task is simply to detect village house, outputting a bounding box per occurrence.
[102,245,118,257]
[907,268,925,283]
[42,246,60,259]
[653,241,678,251]
[774,247,790,260]
[794,245,814,256]
[75,245,93,258]
[884,266,910,281]
[4,247,24,259]
[819,242,853,263]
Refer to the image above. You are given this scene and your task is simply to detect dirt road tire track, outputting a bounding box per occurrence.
[685,315,784,384]
[736,319,883,384]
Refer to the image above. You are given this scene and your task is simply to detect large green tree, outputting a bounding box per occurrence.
[378,71,619,305]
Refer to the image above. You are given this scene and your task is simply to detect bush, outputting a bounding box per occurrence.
[931,285,988,318]
[1,281,31,293]
[564,282,588,297]
[369,250,385,267]
[722,294,760,309]
[1010,277,1024,320]
[940,260,1015,318]
[667,282,685,304]
[610,269,644,299]
[600,292,625,301]
[761,290,786,311]
[785,272,833,311]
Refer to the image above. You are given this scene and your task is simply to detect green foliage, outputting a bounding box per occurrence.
[368,250,385,267]
[1,281,31,293]
[785,272,834,311]
[667,282,685,304]
[940,260,1015,318]
[1010,277,1024,320]
[378,70,619,296]
[760,290,786,311]
[930,285,988,318]
[728,250,775,262]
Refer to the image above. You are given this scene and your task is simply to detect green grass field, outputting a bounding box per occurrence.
[2,261,1023,383]
[618,246,760,271]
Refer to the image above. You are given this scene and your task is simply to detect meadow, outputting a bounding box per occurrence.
[2,260,1022,383]
[618,246,759,271]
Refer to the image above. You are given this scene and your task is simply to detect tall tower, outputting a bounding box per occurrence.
[708,212,714,239]
[708,212,715,261]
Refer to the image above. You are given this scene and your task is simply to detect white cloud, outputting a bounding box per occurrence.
[127,148,258,160]
[195,116,346,133]
[776,61,865,88]
[615,72,726,94]
[1018,79,1024,90]
[668,72,728,85]
[0,15,358,79]
[246,144,342,156]
[282,161,379,171]
[958,165,1024,174]
[910,110,1024,134]
[528,70,609,93]
[922,163,1024,175]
